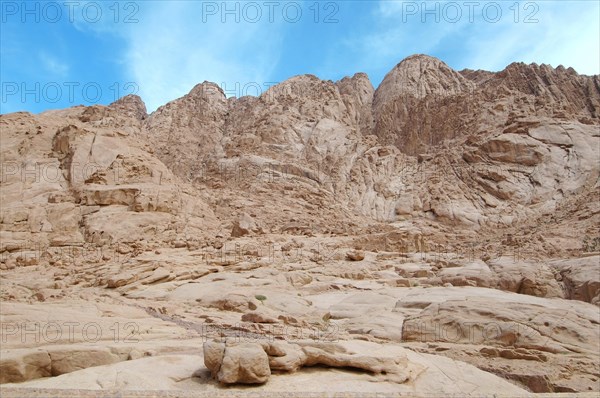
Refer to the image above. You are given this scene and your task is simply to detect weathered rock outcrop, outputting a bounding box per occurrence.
[204,338,420,385]
[1,54,599,396]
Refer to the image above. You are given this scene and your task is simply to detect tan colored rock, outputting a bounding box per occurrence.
[1,54,599,396]
[106,271,138,288]
[2,351,531,395]
[241,312,278,324]
[196,293,259,312]
[204,339,416,385]
[0,350,51,383]
[550,256,600,304]
[489,257,564,298]
[203,341,270,384]
[48,348,120,376]
[261,341,307,372]
[141,267,172,285]
[402,296,599,355]
[285,271,313,287]
[308,349,407,382]
[345,250,365,261]
[202,341,225,378]
[231,213,263,237]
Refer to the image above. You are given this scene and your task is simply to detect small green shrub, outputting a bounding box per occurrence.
[583,236,600,252]
[255,294,267,303]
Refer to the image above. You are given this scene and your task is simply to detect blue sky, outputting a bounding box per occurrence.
[1,0,599,114]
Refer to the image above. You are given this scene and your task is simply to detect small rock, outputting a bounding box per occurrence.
[242,312,278,324]
[116,245,132,255]
[107,272,137,288]
[231,213,263,238]
[396,278,411,287]
[32,292,45,302]
[346,250,365,261]
[128,349,143,360]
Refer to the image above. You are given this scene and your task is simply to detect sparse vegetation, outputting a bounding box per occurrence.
[582,236,600,252]
[255,294,267,304]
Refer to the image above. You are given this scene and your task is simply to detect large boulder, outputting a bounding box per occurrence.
[203,339,418,385]
[203,341,270,384]
[550,256,600,305]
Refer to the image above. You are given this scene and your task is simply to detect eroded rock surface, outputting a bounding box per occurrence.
[1,55,599,396]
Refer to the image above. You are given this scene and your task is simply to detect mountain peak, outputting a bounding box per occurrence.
[188,81,226,101]
[109,94,147,120]
[395,54,446,67]
[375,54,472,105]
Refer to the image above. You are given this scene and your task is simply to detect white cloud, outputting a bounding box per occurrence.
[522,3,599,75]
[39,52,69,77]
[344,1,599,80]
[122,2,284,112]
[67,0,138,36]
[460,1,600,75]
[337,1,467,77]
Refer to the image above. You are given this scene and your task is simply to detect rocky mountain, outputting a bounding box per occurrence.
[1,55,599,396]
[374,55,599,155]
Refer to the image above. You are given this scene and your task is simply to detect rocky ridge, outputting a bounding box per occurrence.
[1,54,599,396]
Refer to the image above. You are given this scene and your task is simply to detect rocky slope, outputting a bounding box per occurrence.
[1,55,599,396]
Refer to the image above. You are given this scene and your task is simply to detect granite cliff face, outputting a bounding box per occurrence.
[1,55,599,396]
[137,54,599,236]
[374,55,600,155]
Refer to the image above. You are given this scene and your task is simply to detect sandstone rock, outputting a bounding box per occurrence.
[141,267,172,285]
[1,53,599,396]
[196,293,259,312]
[285,271,313,287]
[108,94,147,121]
[346,250,365,261]
[48,348,120,376]
[550,256,600,304]
[402,296,599,355]
[300,343,410,383]
[396,278,411,287]
[106,271,138,288]
[231,213,263,237]
[1,351,530,395]
[204,339,416,385]
[0,350,51,383]
[489,257,564,298]
[202,341,225,378]
[203,341,270,384]
[261,341,307,372]
[438,260,493,287]
[241,312,278,324]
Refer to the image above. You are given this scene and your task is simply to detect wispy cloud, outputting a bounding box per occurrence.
[3,0,597,115]
[122,2,284,111]
[518,2,599,75]
[460,1,600,74]
[38,52,69,77]
[341,0,599,82]
[332,0,467,83]
[67,0,137,36]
